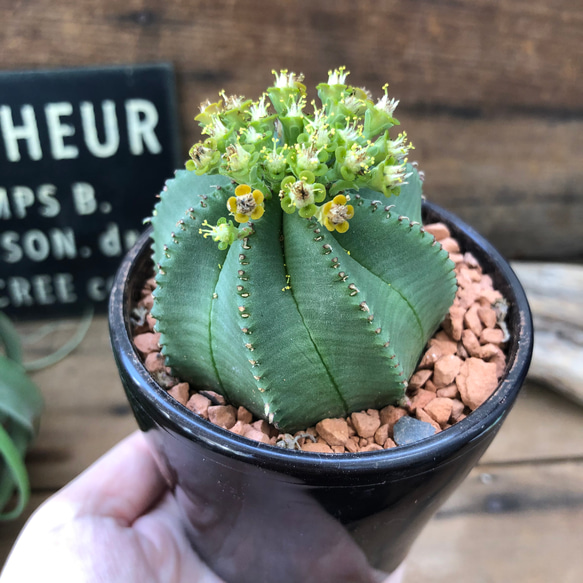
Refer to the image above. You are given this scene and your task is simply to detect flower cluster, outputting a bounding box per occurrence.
[187,68,414,245]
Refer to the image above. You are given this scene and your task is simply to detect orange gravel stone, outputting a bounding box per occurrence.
[463,252,480,268]
[436,383,458,399]
[450,399,466,421]
[251,419,271,434]
[457,358,499,410]
[208,405,237,429]
[243,426,272,444]
[419,345,443,368]
[444,305,466,341]
[440,237,461,254]
[433,354,462,388]
[351,412,381,438]
[409,369,433,390]
[424,379,438,393]
[464,305,483,336]
[478,306,497,328]
[374,424,390,446]
[345,437,360,453]
[168,382,189,405]
[229,421,246,435]
[424,222,450,240]
[379,405,407,431]
[424,397,453,426]
[201,390,226,405]
[361,443,383,452]
[146,313,157,332]
[479,288,503,304]
[462,329,482,358]
[429,331,458,355]
[487,346,507,378]
[408,388,436,412]
[480,328,505,345]
[186,393,211,419]
[302,442,334,454]
[237,406,253,424]
[316,418,350,446]
[144,351,166,374]
[134,332,161,355]
[138,294,154,311]
[456,341,469,359]
[416,409,441,432]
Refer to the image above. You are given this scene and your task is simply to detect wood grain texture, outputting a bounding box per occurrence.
[1,0,582,259]
[481,382,583,464]
[511,262,583,405]
[405,462,583,583]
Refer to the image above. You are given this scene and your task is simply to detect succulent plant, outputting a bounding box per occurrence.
[149,69,457,432]
[0,312,43,520]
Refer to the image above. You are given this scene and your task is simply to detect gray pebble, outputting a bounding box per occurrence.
[393,416,436,446]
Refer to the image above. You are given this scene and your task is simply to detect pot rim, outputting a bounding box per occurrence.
[109,201,533,478]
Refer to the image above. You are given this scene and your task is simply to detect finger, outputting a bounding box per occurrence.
[134,492,227,583]
[51,430,167,524]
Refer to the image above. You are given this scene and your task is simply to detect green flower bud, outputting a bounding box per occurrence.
[186,140,221,175]
[363,84,400,139]
[267,70,307,116]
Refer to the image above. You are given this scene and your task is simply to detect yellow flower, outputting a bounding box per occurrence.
[227,184,265,223]
[320,194,354,233]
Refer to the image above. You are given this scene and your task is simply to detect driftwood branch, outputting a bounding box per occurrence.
[511,262,583,406]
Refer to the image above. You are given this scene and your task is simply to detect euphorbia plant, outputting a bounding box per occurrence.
[149,69,457,432]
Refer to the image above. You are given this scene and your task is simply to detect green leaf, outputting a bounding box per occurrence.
[0,423,30,521]
[0,312,23,364]
[0,355,44,437]
[0,352,41,520]
[153,205,229,392]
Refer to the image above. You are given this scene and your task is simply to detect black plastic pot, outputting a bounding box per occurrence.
[109,202,533,583]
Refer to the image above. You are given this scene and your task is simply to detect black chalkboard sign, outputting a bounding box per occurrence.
[0,63,180,318]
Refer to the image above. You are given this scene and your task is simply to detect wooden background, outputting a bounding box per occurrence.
[2,0,582,260]
[2,1,583,580]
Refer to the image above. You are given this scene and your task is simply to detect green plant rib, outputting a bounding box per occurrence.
[280,232,349,417]
[152,178,230,391]
[283,211,407,416]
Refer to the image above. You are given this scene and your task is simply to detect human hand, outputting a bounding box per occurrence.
[1,430,405,583]
[1,431,224,583]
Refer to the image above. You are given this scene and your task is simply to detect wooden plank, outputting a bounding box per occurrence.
[405,461,583,582]
[511,262,583,405]
[482,381,583,464]
[1,0,582,112]
[2,1,582,259]
[397,115,583,260]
